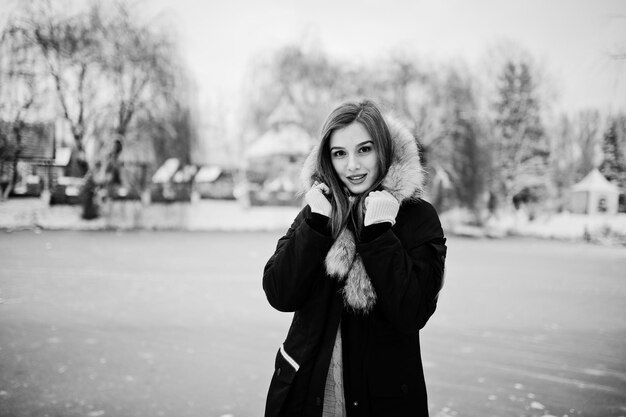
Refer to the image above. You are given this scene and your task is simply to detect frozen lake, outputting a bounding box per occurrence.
[0,231,624,417]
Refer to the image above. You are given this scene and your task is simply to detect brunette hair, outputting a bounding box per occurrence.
[316,99,393,238]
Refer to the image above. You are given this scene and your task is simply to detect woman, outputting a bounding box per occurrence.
[263,100,447,417]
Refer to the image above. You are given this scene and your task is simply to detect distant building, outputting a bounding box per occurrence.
[0,121,55,197]
[245,97,312,160]
[570,169,620,215]
[193,165,236,200]
[243,96,313,206]
[150,158,198,202]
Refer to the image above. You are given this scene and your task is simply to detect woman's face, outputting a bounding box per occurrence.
[329,122,380,195]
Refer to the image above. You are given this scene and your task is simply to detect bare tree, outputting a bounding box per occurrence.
[21,0,105,176]
[241,43,341,141]
[368,54,447,158]
[574,110,603,177]
[1,0,192,217]
[367,55,490,214]
[96,4,176,136]
[92,1,181,196]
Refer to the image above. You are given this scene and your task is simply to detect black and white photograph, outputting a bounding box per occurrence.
[0,1,625,416]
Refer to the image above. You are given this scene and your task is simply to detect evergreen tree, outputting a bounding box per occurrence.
[599,115,626,195]
[489,59,549,212]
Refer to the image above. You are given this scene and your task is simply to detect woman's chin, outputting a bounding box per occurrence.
[344,182,371,196]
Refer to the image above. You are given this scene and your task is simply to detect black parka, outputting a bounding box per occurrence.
[263,198,446,417]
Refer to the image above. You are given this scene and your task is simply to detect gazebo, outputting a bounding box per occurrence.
[570,169,620,215]
[245,97,312,159]
[243,97,313,206]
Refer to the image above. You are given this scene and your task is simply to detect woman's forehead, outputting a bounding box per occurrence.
[330,122,373,148]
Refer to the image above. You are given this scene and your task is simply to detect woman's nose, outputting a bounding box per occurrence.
[347,154,359,171]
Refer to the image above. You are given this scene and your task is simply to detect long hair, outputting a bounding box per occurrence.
[315,99,393,238]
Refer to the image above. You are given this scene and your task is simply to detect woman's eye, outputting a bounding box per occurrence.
[332,150,345,158]
[359,146,372,153]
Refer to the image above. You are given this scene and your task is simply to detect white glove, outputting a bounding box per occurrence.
[364,190,400,226]
[305,182,332,217]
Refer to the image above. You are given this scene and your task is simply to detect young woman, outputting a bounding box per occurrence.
[263,100,447,417]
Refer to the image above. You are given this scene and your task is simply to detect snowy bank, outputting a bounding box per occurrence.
[0,198,299,232]
[517,212,626,244]
[3,198,626,245]
[440,207,626,245]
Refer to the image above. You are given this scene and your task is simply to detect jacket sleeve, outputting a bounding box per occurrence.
[356,200,447,333]
[263,206,335,312]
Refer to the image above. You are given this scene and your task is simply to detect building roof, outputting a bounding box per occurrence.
[152,158,180,183]
[54,147,72,166]
[245,124,313,159]
[571,169,620,193]
[195,166,222,183]
[267,96,303,127]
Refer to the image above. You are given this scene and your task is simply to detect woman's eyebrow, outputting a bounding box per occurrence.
[330,140,373,151]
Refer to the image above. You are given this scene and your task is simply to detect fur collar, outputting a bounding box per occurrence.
[300,115,424,313]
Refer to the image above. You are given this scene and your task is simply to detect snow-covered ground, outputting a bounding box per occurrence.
[1,232,624,417]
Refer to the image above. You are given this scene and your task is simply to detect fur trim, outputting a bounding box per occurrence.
[301,114,423,312]
[382,116,424,201]
[342,255,377,313]
[300,144,319,191]
[325,228,355,279]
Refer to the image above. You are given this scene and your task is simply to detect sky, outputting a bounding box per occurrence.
[148,0,626,117]
[0,0,624,126]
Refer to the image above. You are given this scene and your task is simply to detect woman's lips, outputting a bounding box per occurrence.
[346,174,366,184]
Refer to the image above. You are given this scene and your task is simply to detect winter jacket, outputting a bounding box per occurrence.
[262,116,447,417]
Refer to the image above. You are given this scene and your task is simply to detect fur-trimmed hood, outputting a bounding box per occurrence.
[299,115,424,313]
[300,115,424,201]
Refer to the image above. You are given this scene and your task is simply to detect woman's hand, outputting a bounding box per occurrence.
[364,190,400,226]
[305,182,332,217]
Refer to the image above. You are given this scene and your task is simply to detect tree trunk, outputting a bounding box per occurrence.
[8,125,23,198]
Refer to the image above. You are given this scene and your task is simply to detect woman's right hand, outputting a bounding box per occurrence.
[305,182,332,217]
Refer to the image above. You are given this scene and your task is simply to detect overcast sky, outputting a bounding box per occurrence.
[0,0,624,116]
[150,0,626,115]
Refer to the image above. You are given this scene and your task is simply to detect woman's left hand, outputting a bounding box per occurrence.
[364,190,400,226]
